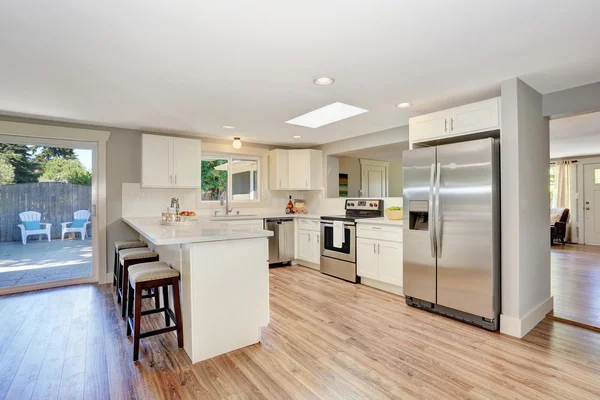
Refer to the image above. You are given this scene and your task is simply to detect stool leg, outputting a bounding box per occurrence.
[154,288,160,310]
[121,261,130,318]
[126,280,134,337]
[133,282,142,362]
[162,285,170,327]
[172,278,184,348]
[113,249,118,286]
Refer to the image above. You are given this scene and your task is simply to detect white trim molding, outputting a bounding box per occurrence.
[0,120,111,286]
[500,296,554,338]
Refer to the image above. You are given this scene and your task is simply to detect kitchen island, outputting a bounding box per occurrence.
[122,216,273,364]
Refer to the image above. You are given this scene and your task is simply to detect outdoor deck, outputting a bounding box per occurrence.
[0,238,92,288]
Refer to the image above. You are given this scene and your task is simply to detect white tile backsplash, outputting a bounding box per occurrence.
[122,183,197,217]
[122,183,402,218]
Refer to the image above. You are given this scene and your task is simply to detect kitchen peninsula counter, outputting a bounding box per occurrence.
[122,216,273,364]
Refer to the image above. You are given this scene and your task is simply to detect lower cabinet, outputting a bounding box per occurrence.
[297,227,320,265]
[356,224,403,290]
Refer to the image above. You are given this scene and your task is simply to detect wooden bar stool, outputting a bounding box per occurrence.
[118,247,159,318]
[113,240,146,291]
[126,261,183,362]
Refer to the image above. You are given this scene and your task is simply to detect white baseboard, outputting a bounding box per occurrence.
[102,271,113,285]
[294,260,320,270]
[360,277,404,296]
[500,296,554,338]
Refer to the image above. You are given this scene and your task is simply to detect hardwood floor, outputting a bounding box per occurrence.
[1,266,600,399]
[549,244,600,330]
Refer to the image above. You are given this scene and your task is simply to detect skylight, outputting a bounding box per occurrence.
[285,102,368,128]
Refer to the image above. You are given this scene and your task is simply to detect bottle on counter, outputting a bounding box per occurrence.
[285,195,294,214]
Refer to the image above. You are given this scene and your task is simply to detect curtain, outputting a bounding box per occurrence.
[552,160,575,241]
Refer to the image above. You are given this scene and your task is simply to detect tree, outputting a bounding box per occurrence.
[201,159,228,200]
[0,155,15,184]
[32,146,76,167]
[39,158,92,185]
[0,144,37,183]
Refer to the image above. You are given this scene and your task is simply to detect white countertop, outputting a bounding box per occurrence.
[202,213,321,221]
[123,217,273,246]
[356,217,404,226]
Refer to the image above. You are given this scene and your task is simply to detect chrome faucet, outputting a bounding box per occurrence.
[219,192,233,215]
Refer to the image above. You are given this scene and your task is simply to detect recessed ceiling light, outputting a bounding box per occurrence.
[395,102,412,109]
[293,135,302,139]
[285,102,368,129]
[222,125,235,129]
[313,77,335,86]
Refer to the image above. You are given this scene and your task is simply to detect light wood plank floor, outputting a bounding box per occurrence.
[549,244,600,330]
[1,266,600,399]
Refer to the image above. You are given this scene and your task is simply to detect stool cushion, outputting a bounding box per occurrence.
[119,247,156,263]
[115,240,146,251]
[128,262,179,284]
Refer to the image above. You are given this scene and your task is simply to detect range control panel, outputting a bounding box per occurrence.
[344,199,383,211]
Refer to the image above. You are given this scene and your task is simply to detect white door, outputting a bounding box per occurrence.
[310,232,321,264]
[288,150,310,189]
[378,240,403,287]
[362,165,386,197]
[584,163,600,245]
[298,230,313,261]
[173,137,201,188]
[356,238,378,279]
[409,109,450,143]
[448,97,500,136]
[142,134,173,187]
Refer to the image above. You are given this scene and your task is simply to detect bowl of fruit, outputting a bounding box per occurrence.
[385,206,403,220]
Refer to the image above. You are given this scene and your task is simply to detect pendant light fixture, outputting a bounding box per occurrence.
[232,137,242,149]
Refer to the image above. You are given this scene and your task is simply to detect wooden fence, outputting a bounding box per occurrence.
[0,182,92,242]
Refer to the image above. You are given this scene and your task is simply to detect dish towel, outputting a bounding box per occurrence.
[333,221,344,248]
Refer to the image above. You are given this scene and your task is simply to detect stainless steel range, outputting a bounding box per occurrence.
[320,199,383,282]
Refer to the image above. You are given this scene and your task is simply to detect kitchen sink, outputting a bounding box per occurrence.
[210,214,258,219]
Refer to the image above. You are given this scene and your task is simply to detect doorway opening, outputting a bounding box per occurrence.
[547,111,600,330]
[0,136,96,292]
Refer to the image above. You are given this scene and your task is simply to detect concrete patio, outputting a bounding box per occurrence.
[0,238,92,288]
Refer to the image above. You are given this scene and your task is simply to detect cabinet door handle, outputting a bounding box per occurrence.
[306,179,308,188]
[279,179,282,187]
[371,226,381,230]
[373,243,376,254]
[450,118,454,131]
[170,175,173,184]
[378,243,380,254]
[308,235,311,242]
[317,236,320,243]
[175,175,177,185]
[445,119,447,132]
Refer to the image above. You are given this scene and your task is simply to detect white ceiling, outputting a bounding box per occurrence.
[1,1,600,147]
[550,111,600,159]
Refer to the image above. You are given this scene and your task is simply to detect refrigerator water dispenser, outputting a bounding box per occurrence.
[408,200,429,231]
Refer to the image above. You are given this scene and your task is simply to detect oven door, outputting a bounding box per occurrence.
[320,221,355,263]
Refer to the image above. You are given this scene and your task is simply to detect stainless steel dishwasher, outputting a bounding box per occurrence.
[264,218,294,265]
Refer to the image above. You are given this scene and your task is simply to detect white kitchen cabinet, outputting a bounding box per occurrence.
[142,134,173,188]
[409,109,451,144]
[296,218,321,265]
[356,223,403,293]
[449,98,500,137]
[268,149,289,190]
[172,137,202,188]
[356,238,378,280]
[377,240,403,287]
[142,134,202,188]
[409,97,500,145]
[269,149,322,190]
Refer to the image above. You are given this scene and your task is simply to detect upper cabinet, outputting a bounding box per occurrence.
[269,149,322,190]
[409,97,500,145]
[141,134,202,188]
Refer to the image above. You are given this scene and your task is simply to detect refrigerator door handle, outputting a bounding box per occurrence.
[435,162,442,259]
[429,163,436,258]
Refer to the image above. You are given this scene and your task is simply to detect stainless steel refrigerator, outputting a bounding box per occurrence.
[402,137,500,330]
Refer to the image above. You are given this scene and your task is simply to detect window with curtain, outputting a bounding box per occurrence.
[550,160,576,241]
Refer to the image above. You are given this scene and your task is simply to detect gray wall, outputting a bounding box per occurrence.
[500,78,551,335]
